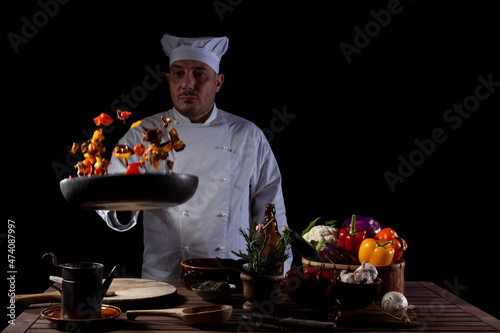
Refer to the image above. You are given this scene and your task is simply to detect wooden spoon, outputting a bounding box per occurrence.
[13,290,116,305]
[126,304,233,325]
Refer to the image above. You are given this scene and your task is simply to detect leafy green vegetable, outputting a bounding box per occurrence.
[325,220,337,227]
[301,217,321,236]
[301,217,337,236]
[310,238,335,252]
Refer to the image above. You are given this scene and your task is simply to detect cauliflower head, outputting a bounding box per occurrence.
[303,225,338,243]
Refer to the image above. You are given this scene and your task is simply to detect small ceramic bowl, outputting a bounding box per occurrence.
[180,258,240,290]
[191,282,236,302]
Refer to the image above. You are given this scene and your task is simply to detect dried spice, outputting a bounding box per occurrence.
[196,281,230,291]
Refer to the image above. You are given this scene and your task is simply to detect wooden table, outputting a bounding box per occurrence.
[4,281,500,332]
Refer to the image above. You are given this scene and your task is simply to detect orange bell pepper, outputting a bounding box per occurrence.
[374,228,407,262]
[358,238,395,266]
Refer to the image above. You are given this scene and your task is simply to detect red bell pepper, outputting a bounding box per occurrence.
[374,228,407,262]
[338,215,367,256]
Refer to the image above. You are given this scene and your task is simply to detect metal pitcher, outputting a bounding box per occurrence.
[41,252,119,319]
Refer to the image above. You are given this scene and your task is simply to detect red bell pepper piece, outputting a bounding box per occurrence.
[94,113,114,126]
[117,110,132,122]
[125,162,141,175]
[338,215,367,256]
[134,143,146,156]
[374,228,408,262]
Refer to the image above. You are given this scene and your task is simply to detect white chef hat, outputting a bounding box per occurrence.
[161,34,229,74]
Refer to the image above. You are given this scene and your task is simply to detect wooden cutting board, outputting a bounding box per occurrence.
[15,278,177,310]
[103,278,177,309]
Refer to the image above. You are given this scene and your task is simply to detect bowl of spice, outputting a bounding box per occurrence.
[191,281,236,302]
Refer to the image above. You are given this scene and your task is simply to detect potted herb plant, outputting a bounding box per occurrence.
[231,218,292,311]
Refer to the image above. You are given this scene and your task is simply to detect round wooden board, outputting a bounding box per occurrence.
[103,278,177,308]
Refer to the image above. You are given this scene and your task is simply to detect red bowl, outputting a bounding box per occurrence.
[180,258,240,291]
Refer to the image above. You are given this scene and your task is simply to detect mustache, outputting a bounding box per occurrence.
[178,91,198,98]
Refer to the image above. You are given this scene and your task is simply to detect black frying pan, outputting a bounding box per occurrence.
[60,173,198,211]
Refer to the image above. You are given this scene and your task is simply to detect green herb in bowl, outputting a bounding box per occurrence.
[191,281,235,302]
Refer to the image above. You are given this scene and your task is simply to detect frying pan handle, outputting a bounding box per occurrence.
[40,252,62,292]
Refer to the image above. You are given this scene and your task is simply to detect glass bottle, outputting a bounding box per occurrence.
[256,203,280,260]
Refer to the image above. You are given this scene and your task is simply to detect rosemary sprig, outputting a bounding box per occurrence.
[232,217,292,275]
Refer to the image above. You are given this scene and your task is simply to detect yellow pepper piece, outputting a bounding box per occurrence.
[358,238,395,266]
[131,120,142,128]
[92,129,104,141]
[112,150,131,159]
[112,144,133,159]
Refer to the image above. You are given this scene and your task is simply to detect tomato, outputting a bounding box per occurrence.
[302,267,320,286]
[285,269,302,281]
[285,269,303,291]
[284,267,332,308]
[318,269,335,286]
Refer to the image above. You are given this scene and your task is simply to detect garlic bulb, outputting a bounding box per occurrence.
[381,291,415,320]
[339,270,355,283]
[339,261,378,284]
[354,261,377,283]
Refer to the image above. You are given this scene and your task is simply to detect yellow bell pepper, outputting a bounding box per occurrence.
[358,238,395,266]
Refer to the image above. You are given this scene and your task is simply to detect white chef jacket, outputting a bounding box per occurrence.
[97,105,291,281]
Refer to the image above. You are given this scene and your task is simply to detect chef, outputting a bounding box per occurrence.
[97,34,291,281]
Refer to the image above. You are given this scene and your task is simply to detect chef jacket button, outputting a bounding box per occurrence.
[218,212,227,217]
[183,245,188,251]
[215,246,225,251]
[220,177,228,182]
[181,211,188,217]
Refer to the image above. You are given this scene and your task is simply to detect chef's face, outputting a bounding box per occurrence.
[166,60,224,123]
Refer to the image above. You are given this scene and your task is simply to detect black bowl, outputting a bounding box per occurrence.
[334,277,382,309]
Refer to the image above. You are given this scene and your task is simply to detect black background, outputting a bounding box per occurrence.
[4,0,499,327]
